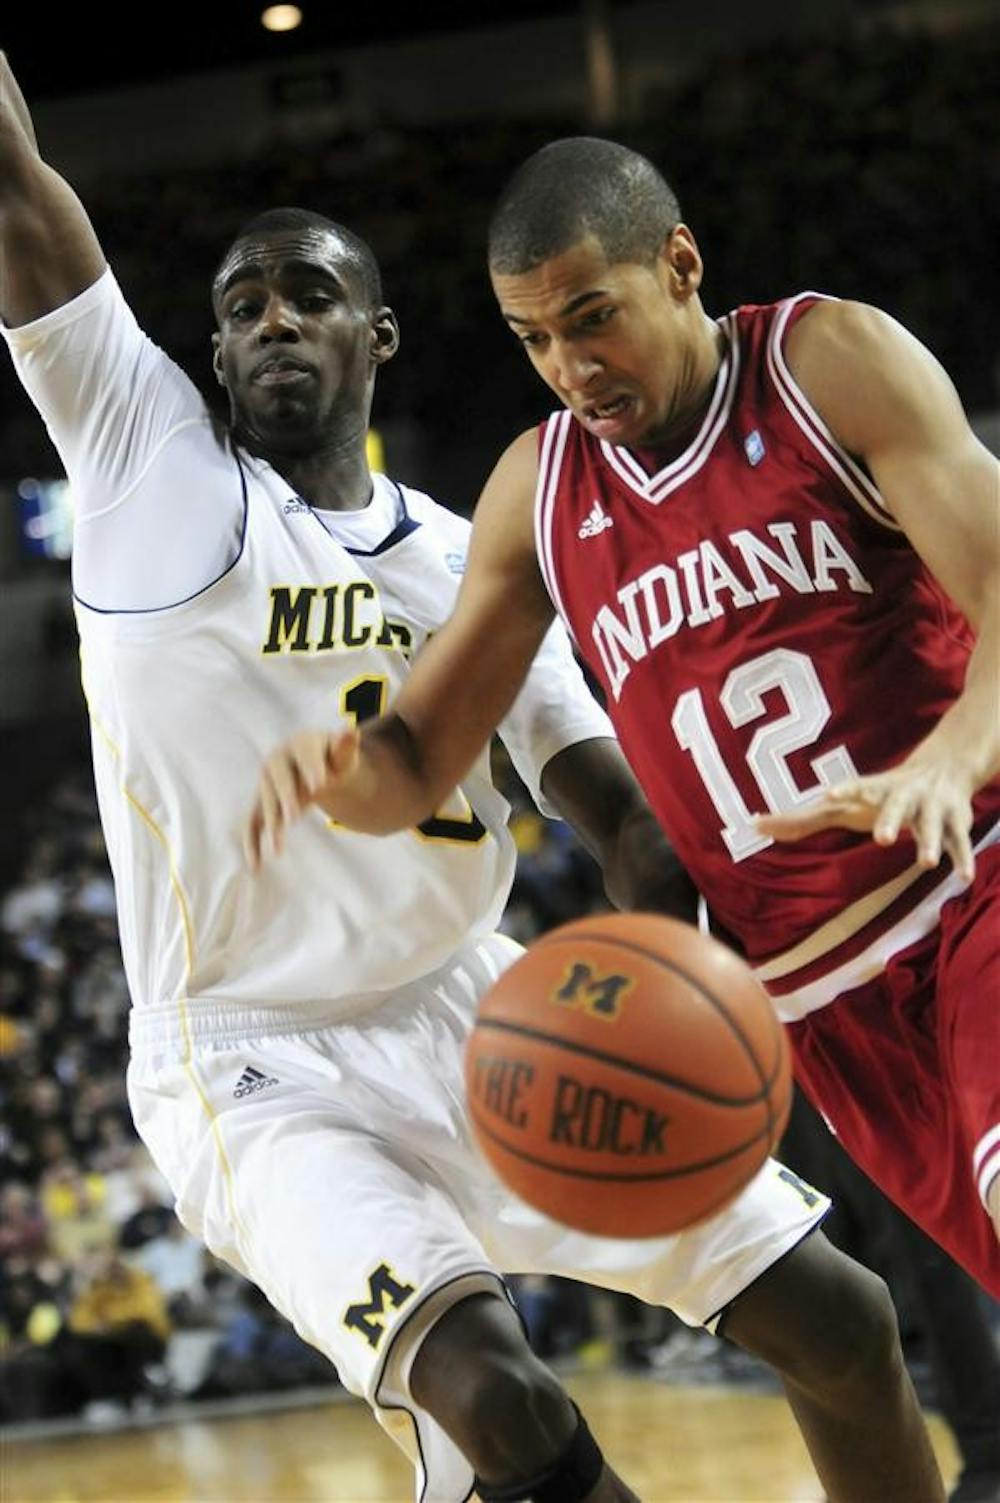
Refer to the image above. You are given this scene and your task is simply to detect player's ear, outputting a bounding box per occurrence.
[663,225,703,299]
[211,332,227,387]
[370,308,399,366]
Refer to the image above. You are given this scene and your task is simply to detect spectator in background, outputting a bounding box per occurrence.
[39,1162,114,1266]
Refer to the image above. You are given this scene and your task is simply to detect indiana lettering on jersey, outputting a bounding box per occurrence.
[261,582,413,656]
[592,519,872,701]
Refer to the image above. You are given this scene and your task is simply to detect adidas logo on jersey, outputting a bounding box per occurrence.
[578,501,614,539]
[233,1065,280,1099]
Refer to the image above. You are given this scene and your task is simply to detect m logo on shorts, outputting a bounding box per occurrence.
[343,1262,417,1349]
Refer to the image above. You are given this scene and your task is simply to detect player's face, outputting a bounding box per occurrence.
[211,229,396,457]
[491,230,707,449]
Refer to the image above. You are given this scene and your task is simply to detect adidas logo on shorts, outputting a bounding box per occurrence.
[233,1064,280,1099]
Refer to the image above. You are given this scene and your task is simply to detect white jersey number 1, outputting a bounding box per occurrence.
[341,677,488,845]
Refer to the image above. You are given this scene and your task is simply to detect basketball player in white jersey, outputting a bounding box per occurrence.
[1,58,944,1503]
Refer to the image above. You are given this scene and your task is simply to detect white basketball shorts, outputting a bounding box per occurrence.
[128,931,828,1503]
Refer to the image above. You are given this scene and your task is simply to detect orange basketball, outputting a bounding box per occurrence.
[466,913,791,1238]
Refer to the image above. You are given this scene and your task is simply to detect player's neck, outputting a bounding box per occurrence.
[287,452,373,512]
[631,316,725,466]
[261,444,374,512]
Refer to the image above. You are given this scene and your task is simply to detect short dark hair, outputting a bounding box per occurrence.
[488,138,681,275]
[214,207,382,306]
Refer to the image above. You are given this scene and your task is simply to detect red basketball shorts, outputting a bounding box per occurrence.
[787,845,1000,1296]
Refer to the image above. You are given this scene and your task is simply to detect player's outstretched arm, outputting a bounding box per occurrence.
[244,431,552,866]
[756,300,1000,880]
[0,52,105,326]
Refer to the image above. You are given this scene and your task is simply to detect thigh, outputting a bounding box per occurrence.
[474,1154,830,1330]
[790,916,1000,1294]
[128,1040,502,1406]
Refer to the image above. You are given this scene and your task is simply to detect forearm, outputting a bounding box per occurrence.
[0,53,39,154]
[602,805,700,922]
[313,712,462,833]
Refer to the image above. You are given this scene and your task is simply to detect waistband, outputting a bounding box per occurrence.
[128,992,383,1052]
[759,817,1000,1022]
[128,930,524,1054]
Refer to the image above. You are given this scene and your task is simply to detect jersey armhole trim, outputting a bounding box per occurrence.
[535,412,576,640]
[767,293,901,532]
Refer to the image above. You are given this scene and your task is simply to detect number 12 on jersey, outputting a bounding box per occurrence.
[671,647,857,861]
[341,677,488,845]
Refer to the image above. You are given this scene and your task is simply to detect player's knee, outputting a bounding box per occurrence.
[727,1236,903,1395]
[433,1349,575,1482]
[410,1292,575,1479]
[459,1350,572,1469]
[791,1260,902,1395]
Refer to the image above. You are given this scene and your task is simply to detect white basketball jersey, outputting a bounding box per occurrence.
[5,271,611,1038]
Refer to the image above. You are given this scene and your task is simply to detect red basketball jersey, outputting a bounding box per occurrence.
[535,292,1000,1018]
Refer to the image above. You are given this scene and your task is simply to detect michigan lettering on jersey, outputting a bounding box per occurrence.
[592,519,872,701]
[343,1262,417,1350]
[261,582,414,656]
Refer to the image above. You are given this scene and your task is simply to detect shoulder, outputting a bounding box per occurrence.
[469,428,541,557]
[783,298,954,456]
[459,428,548,609]
[480,427,541,505]
[785,297,900,368]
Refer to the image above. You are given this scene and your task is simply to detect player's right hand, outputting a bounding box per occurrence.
[243,727,361,873]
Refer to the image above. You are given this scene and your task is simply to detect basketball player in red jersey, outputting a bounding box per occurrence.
[251,137,999,1293]
[247,136,999,1487]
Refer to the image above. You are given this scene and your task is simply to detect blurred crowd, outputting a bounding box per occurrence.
[0,767,342,1424]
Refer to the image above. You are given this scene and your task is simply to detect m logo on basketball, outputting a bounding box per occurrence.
[343,1263,416,1350]
[553,961,633,1020]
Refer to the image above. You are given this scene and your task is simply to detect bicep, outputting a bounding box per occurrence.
[870,425,999,626]
[790,302,1000,624]
[392,432,553,783]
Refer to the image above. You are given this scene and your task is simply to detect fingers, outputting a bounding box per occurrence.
[242,763,286,874]
[940,806,975,884]
[872,785,911,848]
[243,728,364,872]
[754,808,832,842]
[756,772,976,884]
[325,725,360,781]
[755,783,872,842]
[242,804,264,876]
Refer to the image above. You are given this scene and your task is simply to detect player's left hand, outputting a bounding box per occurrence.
[754,758,976,883]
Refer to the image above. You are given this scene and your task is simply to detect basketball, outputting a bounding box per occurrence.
[466,913,792,1238]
